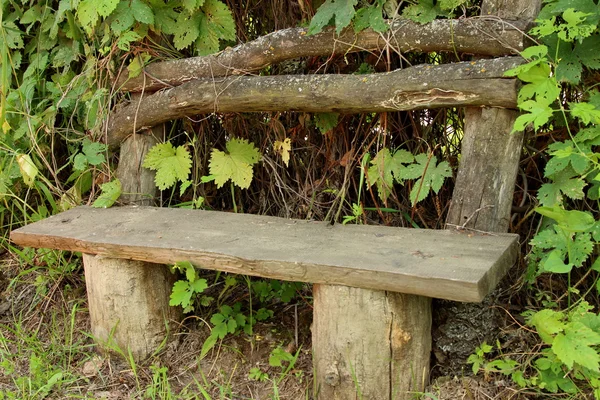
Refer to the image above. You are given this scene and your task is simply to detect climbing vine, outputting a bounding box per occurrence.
[470,0,600,396]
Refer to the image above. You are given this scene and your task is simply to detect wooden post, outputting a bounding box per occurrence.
[437,0,541,373]
[313,286,431,399]
[84,125,180,360]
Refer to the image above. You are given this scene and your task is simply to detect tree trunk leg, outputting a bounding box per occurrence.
[83,254,180,361]
[83,129,179,360]
[312,284,431,400]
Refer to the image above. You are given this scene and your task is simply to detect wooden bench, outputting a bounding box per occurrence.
[9,1,539,398]
[10,205,518,303]
[10,205,518,397]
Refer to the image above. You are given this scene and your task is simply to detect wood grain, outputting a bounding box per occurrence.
[11,206,518,302]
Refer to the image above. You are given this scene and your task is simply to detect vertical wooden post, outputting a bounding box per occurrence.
[437,0,541,372]
[84,124,180,360]
[313,285,431,399]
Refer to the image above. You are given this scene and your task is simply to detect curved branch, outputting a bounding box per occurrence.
[106,57,523,149]
[118,17,528,93]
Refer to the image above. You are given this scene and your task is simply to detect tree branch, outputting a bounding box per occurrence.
[106,57,523,149]
[118,17,528,93]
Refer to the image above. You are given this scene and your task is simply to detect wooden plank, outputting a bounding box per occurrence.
[10,206,519,302]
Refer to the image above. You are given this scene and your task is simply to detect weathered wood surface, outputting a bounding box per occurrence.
[118,18,528,93]
[313,287,431,399]
[115,131,160,206]
[11,206,518,302]
[446,108,523,232]
[106,57,522,149]
[83,254,179,360]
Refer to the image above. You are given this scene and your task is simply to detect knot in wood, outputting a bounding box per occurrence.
[324,365,340,386]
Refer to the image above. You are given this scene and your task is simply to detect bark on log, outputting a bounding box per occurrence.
[118,18,528,93]
[83,254,179,361]
[115,130,161,206]
[312,286,431,400]
[106,57,522,149]
[83,124,180,361]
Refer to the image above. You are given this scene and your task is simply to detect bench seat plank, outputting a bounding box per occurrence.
[10,206,518,302]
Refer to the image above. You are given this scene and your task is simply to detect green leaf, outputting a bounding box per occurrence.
[570,102,600,125]
[117,31,142,51]
[2,21,24,49]
[397,154,452,206]
[402,0,445,24]
[173,12,202,49]
[314,113,339,134]
[367,148,414,202]
[92,179,122,208]
[131,0,154,24]
[195,0,236,55]
[528,309,566,344]
[353,4,388,33]
[170,280,194,307]
[552,322,600,371]
[557,9,595,42]
[183,0,206,13]
[541,249,573,273]
[127,53,151,79]
[439,0,467,11]
[536,206,595,232]
[308,0,358,35]
[568,232,593,267]
[143,143,192,191]
[109,1,135,33]
[74,138,107,171]
[514,101,554,131]
[208,138,261,189]
[200,333,218,358]
[546,141,590,175]
[16,154,38,187]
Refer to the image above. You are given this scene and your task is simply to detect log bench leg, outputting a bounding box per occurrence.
[83,254,180,360]
[313,284,431,400]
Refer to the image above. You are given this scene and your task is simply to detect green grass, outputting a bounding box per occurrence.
[0,254,312,399]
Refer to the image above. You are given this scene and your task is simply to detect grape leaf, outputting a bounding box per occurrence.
[196,0,236,55]
[552,322,600,371]
[143,142,192,190]
[208,138,261,189]
[173,12,201,49]
[131,0,154,24]
[109,1,134,33]
[92,179,121,208]
[308,0,358,35]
